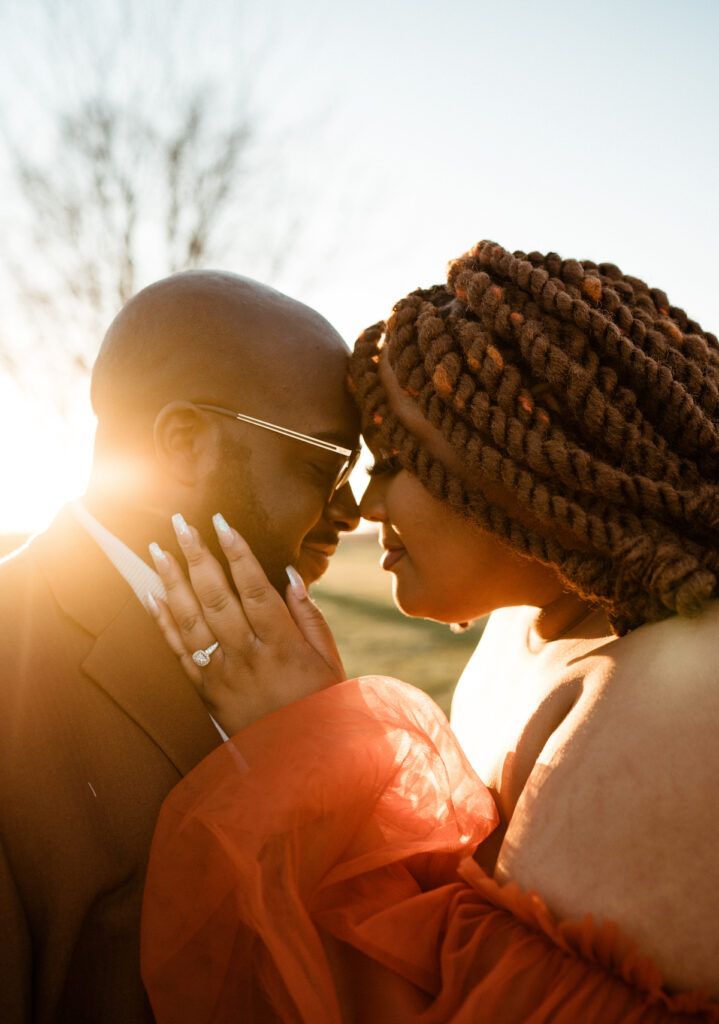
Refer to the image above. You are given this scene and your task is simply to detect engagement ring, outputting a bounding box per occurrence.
[191,642,219,667]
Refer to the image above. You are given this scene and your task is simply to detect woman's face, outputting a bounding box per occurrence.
[359,458,565,624]
[357,349,568,624]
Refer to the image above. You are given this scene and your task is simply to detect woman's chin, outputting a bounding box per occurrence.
[391,578,422,618]
[392,580,470,624]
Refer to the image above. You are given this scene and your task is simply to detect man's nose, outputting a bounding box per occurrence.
[358,476,385,524]
[326,482,361,533]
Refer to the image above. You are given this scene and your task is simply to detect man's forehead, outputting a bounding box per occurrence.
[221,361,359,452]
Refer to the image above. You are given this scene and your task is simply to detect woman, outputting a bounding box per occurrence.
[141,241,719,1021]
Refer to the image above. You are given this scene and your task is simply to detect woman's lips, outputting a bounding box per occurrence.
[381,547,406,571]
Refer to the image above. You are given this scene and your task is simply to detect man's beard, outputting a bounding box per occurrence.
[196,446,294,598]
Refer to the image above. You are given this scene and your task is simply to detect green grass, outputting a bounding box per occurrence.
[0,530,484,716]
[312,532,484,715]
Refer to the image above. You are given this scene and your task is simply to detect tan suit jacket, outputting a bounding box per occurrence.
[0,506,221,1023]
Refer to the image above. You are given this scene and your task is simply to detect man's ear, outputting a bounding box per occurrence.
[153,402,218,485]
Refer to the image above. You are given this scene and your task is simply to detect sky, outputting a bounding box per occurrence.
[0,0,717,532]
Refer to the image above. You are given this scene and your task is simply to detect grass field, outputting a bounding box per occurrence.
[0,529,485,716]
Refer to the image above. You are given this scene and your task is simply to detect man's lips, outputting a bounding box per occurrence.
[301,541,338,559]
[299,540,339,578]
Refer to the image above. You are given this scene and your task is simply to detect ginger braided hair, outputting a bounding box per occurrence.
[349,240,719,634]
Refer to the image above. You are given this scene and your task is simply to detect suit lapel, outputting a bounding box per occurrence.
[34,506,221,776]
[81,598,221,775]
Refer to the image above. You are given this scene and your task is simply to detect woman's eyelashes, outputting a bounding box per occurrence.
[367,455,400,478]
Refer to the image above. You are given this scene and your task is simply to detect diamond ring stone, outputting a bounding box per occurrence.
[191,641,220,667]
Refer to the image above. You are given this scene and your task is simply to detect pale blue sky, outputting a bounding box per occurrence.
[272,0,719,338]
[0,0,717,530]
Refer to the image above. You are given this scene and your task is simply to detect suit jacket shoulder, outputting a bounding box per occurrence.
[0,505,220,1024]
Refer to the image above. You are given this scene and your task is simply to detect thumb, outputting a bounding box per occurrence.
[285,566,345,679]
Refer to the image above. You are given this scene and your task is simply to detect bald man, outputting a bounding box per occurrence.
[0,272,361,1023]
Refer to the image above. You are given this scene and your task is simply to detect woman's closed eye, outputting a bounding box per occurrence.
[367,455,400,478]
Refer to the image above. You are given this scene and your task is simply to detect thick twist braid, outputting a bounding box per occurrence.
[453,244,719,471]
[349,241,719,634]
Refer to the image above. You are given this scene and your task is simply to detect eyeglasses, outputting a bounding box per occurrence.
[196,404,361,501]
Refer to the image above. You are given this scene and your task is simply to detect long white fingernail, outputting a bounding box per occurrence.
[149,542,169,571]
[145,592,160,616]
[213,512,233,547]
[172,512,192,546]
[286,565,307,600]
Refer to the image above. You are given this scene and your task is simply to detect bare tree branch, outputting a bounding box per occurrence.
[0,0,327,412]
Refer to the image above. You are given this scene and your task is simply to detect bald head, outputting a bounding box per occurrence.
[91,270,349,445]
[85,269,360,585]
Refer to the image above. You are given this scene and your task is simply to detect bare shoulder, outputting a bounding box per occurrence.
[496,601,719,995]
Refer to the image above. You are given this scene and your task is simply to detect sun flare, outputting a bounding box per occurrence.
[0,382,95,536]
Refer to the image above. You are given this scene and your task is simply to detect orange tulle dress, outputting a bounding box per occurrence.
[141,677,719,1023]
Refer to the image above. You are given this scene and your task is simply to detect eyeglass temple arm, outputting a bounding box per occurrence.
[196,404,355,458]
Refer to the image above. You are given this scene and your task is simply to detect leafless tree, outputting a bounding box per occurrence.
[0,0,331,400]
[8,90,259,373]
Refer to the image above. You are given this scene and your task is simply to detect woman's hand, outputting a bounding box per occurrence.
[147,512,345,736]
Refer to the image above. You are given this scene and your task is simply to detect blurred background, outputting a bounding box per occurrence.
[0,0,717,709]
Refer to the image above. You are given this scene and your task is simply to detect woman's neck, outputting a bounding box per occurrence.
[531,591,601,643]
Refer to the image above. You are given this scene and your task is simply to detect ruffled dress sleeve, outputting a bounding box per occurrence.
[141,676,719,1023]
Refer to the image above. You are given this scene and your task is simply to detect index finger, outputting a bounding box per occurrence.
[212,513,294,643]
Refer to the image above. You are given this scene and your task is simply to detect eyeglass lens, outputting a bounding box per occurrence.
[330,450,360,498]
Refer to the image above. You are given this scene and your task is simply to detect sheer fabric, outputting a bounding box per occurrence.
[142,677,718,1023]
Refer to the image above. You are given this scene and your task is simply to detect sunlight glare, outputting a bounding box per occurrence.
[0,379,95,535]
